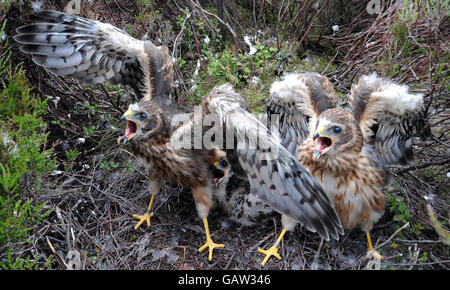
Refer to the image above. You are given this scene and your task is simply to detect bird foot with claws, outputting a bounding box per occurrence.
[257,245,282,266]
[366,249,384,261]
[198,237,225,261]
[132,211,154,229]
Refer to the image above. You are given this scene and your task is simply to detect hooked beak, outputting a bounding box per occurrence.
[117,110,137,145]
[212,161,226,185]
[313,126,333,160]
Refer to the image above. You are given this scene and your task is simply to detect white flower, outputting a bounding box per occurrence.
[243,36,257,55]
[189,83,198,93]
[251,76,261,85]
[203,36,210,44]
[193,59,201,78]
[31,0,43,12]
[332,25,339,35]
[76,137,85,145]
[424,194,435,202]
[249,47,257,55]
[48,95,60,108]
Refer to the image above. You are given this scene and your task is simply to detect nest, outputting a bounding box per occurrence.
[2,0,448,270]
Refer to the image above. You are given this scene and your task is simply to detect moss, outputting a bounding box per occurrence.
[0,65,55,195]
[416,166,447,184]
[241,87,269,114]
[0,21,55,267]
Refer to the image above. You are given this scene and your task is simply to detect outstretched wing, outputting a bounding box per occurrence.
[14,10,173,100]
[267,72,338,154]
[203,84,343,241]
[350,73,428,165]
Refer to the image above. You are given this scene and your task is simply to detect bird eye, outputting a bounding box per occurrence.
[140,113,147,120]
[219,160,228,168]
[333,126,342,134]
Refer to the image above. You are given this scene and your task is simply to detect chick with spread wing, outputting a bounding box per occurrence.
[13,10,173,108]
[14,10,344,262]
[117,83,343,261]
[265,72,428,261]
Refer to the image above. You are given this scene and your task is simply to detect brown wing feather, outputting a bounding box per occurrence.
[350,73,427,165]
[14,10,173,100]
[267,72,338,154]
[204,84,344,241]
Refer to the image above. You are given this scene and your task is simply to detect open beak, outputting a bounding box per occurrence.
[117,110,138,145]
[212,161,226,185]
[213,176,224,185]
[313,128,333,160]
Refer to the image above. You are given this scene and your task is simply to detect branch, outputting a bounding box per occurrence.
[190,0,239,52]
[171,13,191,60]
[395,157,450,175]
[367,222,410,260]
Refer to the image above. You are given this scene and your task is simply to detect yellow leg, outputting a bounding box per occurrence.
[198,217,225,261]
[132,194,155,229]
[257,228,287,266]
[366,231,383,260]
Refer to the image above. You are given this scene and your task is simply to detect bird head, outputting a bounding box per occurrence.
[312,109,362,160]
[212,157,231,185]
[117,100,166,145]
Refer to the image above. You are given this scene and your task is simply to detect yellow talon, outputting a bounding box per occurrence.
[367,250,384,260]
[198,217,225,261]
[257,245,282,266]
[257,228,287,266]
[132,211,154,229]
[198,238,225,261]
[365,231,384,260]
[132,194,155,230]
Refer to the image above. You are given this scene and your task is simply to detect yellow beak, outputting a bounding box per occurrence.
[120,109,133,122]
[312,125,333,160]
[316,124,326,136]
[124,109,133,118]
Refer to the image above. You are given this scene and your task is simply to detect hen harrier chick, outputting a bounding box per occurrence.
[117,83,343,261]
[265,72,428,261]
[14,10,173,107]
[211,73,340,265]
[212,157,275,227]
[14,11,344,262]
